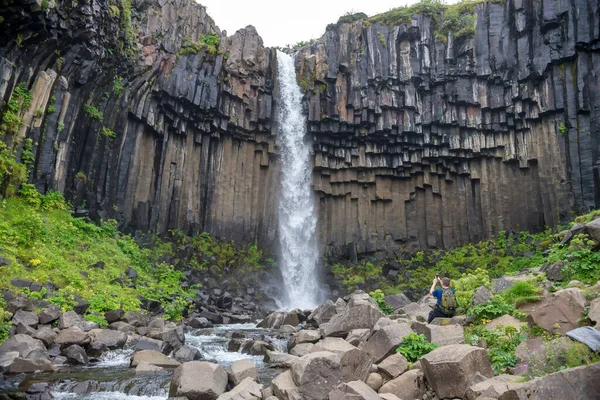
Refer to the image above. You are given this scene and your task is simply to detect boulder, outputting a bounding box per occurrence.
[421,344,493,399]
[229,359,258,386]
[217,377,263,400]
[292,329,321,346]
[328,380,381,400]
[379,369,426,400]
[471,286,493,306]
[345,329,371,347]
[498,362,600,400]
[411,322,465,346]
[340,348,372,383]
[38,305,61,325]
[8,357,57,373]
[33,326,57,347]
[321,298,384,337]
[136,361,165,374]
[583,218,600,242]
[528,288,586,334]
[384,293,411,310]
[377,353,408,379]
[122,311,149,326]
[466,374,522,400]
[174,345,203,362]
[372,317,395,332]
[541,261,566,281]
[0,334,46,357]
[104,309,124,323]
[272,370,302,400]
[313,337,357,357]
[58,311,83,329]
[379,395,401,400]
[588,297,600,328]
[366,373,383,391]
[0,351,19,373]
[280,325,297,334]
[291,351,343,400]
[109,321,136,333]
[258,311,300,329]
[241,340,275,356]
[169,361,228,400]
[188,317,211,329]
[290,343,315,357]
[12,310,39,327]
[55,326,90,347]
[89,329,127,350]
[130,350,181,368]
[308,300,337,325]
[361,323,413,363]
[148,322,185,350]
[134,337,170,354]
[63,344,89,365]
[398,302,431,322]
[16,322,37,335]
[486,314,524,331]
[264,350,299,368]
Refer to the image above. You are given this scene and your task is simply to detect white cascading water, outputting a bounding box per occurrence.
[276,50,321,310]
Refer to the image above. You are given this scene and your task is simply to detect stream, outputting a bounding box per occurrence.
[2,323,289,399]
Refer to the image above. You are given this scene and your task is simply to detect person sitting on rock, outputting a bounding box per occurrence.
[428,276,456,323]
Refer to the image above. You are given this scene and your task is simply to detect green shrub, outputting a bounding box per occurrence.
[0,297,12,344]
[500,281,541,306]
[331,260,382,291]
[179,34,220,56]
[396,333,439,362]
[468,297,515,322]
[113,76,124,96]
[85,313,108,327]
[101,126,117,139]
[466,324,525,374]
[0,142,27,196]
[84,104,103,120]
[452,267,490,312]
[369,289,393,314]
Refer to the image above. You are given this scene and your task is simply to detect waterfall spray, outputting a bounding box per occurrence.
[276,51,321,310]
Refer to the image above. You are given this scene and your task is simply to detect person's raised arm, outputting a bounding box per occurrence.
[429,277,439,296]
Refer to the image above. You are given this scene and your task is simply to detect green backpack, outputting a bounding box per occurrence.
[439,288,457,315]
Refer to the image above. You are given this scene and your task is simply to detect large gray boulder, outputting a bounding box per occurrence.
[54,326,90,347]
[498,362,600,400]
[377,353,408,379]
[321,293,384,337]
[63,344,89,365]
[308,300,337,325]
[217,377,263,400]
[290,343,315,357]
[340,348,372,383]
[12,310,39,328]
[313,337,357,357]
[229,359,258,386]
[264,350,299,368]
[466,374,522,400]
[0,334,46,357]
[384,293,411,310]
[528,288,586,334]
[0,352,19,373]
[258,311,300,329]
[58,311,83,329]
[421,344,493,399]
[272,370,303,400]
[148,322,185,350]
[33,326,57,347]
[8,357,57,373]
[291,329,321,347]
[130,350,181,368]
[291,351,343,400]
[345,329,371,347]
[361,323,413,363]
[169,361,228,400]
[89,329,127,350]
[411,322,465,346]
[328,380,381,400]
[379,369,426,400]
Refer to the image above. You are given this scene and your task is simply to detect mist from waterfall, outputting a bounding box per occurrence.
[276,50,321,310]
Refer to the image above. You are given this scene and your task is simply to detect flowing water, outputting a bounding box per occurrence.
[276,50,321,310]
[3,324,288,399]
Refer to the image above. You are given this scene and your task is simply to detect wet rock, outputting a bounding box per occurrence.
[38,305,62,325]
[174,345,202,362]
[55,326,90,347]
[377,353,408,379]
[241,340,275,356]
[12,309,39,329]
[136,360,166,374]
[361,322,413,363]
[72,380,99,394]
[229,358,258,386]
[291,351,343,400]
[421,344,493,399]
[130,350,181,368]
[0,334,46,357]
[134,337,169,353]
[379,369,427,400]
[169,361,228,399]
[328,380,381,400]
[63,344,89,365]
[228,339,242,352]
[149,322,185,350]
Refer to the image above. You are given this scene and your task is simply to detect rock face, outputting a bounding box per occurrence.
[0,0,597,257]
[421,344,494,399]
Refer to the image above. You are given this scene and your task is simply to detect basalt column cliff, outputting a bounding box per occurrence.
[0,0,599,258]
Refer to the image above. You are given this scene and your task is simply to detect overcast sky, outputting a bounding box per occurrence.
[198,0,417,47]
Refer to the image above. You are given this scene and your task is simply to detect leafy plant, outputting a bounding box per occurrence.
[101,126,117,139]
[113,76,124,96]
[468,297,515,322]
[0,297,12,344]
[396,333,439,362]
[466,324,525,374]
[369,289,393,314]
[84,104,104,120]
[178,34,220,56]
[85,313,108,327]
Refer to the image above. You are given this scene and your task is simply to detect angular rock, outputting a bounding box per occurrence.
[58,311,83,329]
[466,374,522,400]
[63,344,89,365]
[361,323,413,363]
[12,310,39,327]
[0,351,19,373]
[291,351,343,400]
[292,329,321,346]
[421,344,493,399]
[148,322,185,350]
[541,261,566,281]
[174,345,203,362]
[471,286,493,306]
[313,337,357,357]
[308,300,337,325]
[587,297,600,328]
[411,322,465,346]
[136,360,166,374]
[229,358,258,386]
[130,350,181,368]
[264,350,299,368]
[169,361,228,400]
[104,309,124,323]
[33,326,57,347]
[16,322,37,335]
[109,321,136,333]
[188,317,211,329]
[0,334,46,357]
[398,302,431,322]
[486,314,525,331]
[340,348,372,383]
[273,370,303,400]
[377,353,409,379]
[134,337,170,354]
[8,357,57,373]
[328,380,381,400]
[38,305,62,325]
[217,377,263,400]
[321,300,383,337]
[290,343,315,357]
[379,369,426,400]
[89,329,128,350]
[345,329,371,347]
[55,326,90,347]
[241,340,274,356]
[258,311,300,329]
[528,288,586,334]
[384,293,411,310]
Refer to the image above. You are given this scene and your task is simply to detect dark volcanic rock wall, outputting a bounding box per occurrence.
[297,0,600,256]
[1,0,599,258]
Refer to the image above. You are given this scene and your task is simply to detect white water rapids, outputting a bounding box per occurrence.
[276,51,321,309]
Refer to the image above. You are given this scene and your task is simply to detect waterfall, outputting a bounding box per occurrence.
[276,51,321,310]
